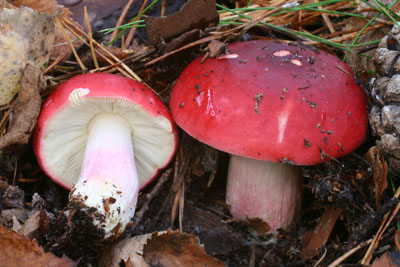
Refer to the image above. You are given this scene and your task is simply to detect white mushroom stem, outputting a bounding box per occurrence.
[226,155,302,232]
[69,112,139,239]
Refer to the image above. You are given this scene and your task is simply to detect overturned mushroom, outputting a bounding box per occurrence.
[170,40,367,231]
[34,73,178,239]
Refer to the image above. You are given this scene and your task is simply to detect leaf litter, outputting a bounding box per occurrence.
[0,0,400,266]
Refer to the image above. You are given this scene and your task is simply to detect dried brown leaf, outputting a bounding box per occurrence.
[10,0,85,64]
[0,208,29,228]
[0,7,54,104]
[365,146,388,208]
[0,225,76,267]
[208,40,227,58]
[188,140,218,178]
[233,217,271,236]
[51,18,83,62]
[99,232,153,267]
[372,250,400,267]
[0,64,41,152]
[9,0,59,15]
[300,205,341,260]
[143,229,225,267]
[145,0,219,46]
[18,210,50,241]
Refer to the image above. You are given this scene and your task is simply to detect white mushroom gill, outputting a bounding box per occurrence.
[42,90,175,188]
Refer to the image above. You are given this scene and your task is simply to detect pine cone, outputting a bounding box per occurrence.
[369,25,400,175]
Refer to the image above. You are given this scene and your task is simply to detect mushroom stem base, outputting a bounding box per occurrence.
[226,155,302,231]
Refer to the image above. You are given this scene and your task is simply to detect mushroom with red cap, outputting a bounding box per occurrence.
[169,40,367,231]
[34,73,178,239]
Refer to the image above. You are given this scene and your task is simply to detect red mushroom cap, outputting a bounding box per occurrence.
[34,73,178,189]
[170,40,367,165]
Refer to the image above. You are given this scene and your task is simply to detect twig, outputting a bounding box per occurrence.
[63,18,144,83]
[43,55,65,75]
[61,19,130,77]
[65,18,142,82]
[130,168,173,230]
[314,0,335,33]
[145,26,243,66]
[207,167,218,188]
[12,157,18,185]
[89,62,122,73]
[161,0,166,16]
[110,0,138,41]
[178,181,185,231]
[395,230,400,251]
[327,239,373,267]
[0,100,16,133]
[239,0,288,35]
[313,248,327,267]
[0,103,11,111]
[171,179,181,227]
[125,0,148,48]
[55,18,86,71]
[361,186,400,264]
[84,6,99,69]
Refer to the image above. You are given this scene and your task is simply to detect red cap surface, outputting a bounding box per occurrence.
[170,40,367,165]
[34,73,178,189]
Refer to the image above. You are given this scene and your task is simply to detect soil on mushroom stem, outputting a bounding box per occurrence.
[45,202,108,264]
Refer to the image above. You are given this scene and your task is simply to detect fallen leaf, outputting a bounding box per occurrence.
[0,225,76,266]
[9,0,60,15]
[372,250,400,267]
[240,217,271,236]
[10,0,83,65]
[143,229,225,267]
[18,210,51,241]
[0,7,54,105]
[0,209,30,228]
[300,205,341,260]
[182,203,245,259]
[145,0,219,46]
[208,40,227,58]
[99,232,154,267]
[365,146,388,208]
[191,142,219,178]
[0,64,41,152]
